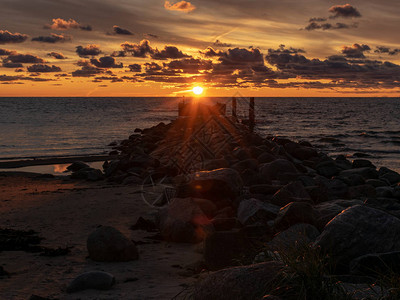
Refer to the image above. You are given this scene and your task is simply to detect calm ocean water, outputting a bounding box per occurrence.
[0,97,399,172]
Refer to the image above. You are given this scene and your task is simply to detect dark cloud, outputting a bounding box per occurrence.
[117,39,153,57]
[6,54,45,63]
[71,65,104,77]
[265,46,400,88]
[76,45,102,57]
[113,25,133,35]
[90,56,123,68]
[0,30,28,44]
[200,47,224,57]
[329,4,361,18]
[164,1,196,12]
[341,44,371,58]
[218,47,263,65]
[375,46,400,56]
[44,18,92,31]
[304,21,357,31]
[213,40,232,47]
[93,76,123,83]
[163,58,213,73]
[0,49,16,56]
[47,52,66,59]
[144,62,163,71]
[32,33,71,43]
[128,64,142,72]
[0,74,53,82]
[151,46,191,60]
[144,33,159,39]
[27,64,62,73]
[2,62,23,68]
[268,44,305,54]
[309,17,327,22]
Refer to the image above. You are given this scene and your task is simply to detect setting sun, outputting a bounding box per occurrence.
[192,86,204,95]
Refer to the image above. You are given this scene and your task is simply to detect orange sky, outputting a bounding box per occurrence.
[1,0,400,97]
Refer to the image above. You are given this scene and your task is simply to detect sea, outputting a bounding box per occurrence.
[0,97,399,173]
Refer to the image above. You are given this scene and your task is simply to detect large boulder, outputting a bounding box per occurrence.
[314,205,400,266]
[204,230,249,270]
[314,199,363,228]
[340,167,379,180]
[350,251,400,276]
[159,197,213,243]
[268,223,320,252]
[237,198,280,226]
[176,168,243,203]
[87,226,138,262]
[67,271,115,293]
[274,202,318,231]
[260,159,298,181]
[193,262,284,300]
[270,181,311,207]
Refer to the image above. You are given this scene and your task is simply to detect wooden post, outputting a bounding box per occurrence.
[249,97,255,132]
[232,97,237,119]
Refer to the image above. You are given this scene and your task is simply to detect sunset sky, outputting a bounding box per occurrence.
[1,0,400,97]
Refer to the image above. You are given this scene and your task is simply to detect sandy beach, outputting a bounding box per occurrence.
[0,172,202,300]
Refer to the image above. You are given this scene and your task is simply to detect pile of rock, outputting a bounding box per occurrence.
[69,116,400,298]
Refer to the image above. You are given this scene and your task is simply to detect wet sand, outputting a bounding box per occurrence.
[0,172,202,299]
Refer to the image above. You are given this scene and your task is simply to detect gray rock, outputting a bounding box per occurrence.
[159,197,214,243]
[340,167,379,180]
[271,181,311,207]
[67,161,90,172]
[352,159,375,169]
[257,152,276,164]
[179,168,243,200]
[87,226,138,262]
[365,179,388,187]
[350,251,400,276]
[347,184,376,199]
[204,230,249,270]
[202,158,229,170]
[231,159,259,173]
[248,184,282,195]
[315,199,363,228]
[375,187,394,198]
[193,262,284,300]
[237,198,280,226]
[66,271,115,293]
[268,223,320,251]
[86,169,104,181]
[338,282,388,300]
[274,202,318,231]
[314,205,400,265]
[260,159,298,181]
[316,161,340,178]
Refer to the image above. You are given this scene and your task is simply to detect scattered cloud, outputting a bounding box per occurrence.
[27,64,62,73]
[164,1,196,13]
[5,54,45,64]
[304,22,357,31]
[113,25,133,35]
[0,30,28,44]
[47,52,66,59]
[115,39,153,57]
[128,64,142,72]
[76,45,102,57]
[163,58,212,73]
[44,18,92,31]
[0,48,16,56]
[375,46,400,56]
[90,56,123,68]
[151,46,191,60]
[213,40,231,47]
[341,43,370,58]
[32,33,71,43]
[329,4,362,19]
[2,62,23,68]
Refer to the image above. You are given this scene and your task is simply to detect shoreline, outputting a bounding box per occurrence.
[0,154,117,169]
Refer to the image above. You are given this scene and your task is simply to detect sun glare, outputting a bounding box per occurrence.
[192,86,204,95]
